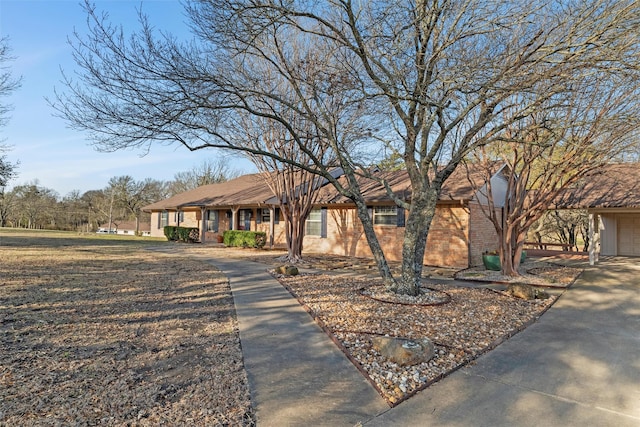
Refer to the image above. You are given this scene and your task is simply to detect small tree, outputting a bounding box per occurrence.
[107,176,164,234]
[470,78,640,275]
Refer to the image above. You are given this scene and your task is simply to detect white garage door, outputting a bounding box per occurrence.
[617,215,640,256]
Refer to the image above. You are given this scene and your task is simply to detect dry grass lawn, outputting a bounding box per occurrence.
[0,229,253,426]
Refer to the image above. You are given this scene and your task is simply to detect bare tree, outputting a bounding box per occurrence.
[167,158,240,196]
[107,176,164,234]
[244,114,336,263]
[470,76,640,275]
[12,181,59,229]
[0,37,21,186]
[0,187,16,227]
[53,0,640,294]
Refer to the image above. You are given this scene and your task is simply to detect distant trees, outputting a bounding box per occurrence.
[1,161,216,231]
[166,158,239,197]
[53,0,640,294]
[106,176,166,234]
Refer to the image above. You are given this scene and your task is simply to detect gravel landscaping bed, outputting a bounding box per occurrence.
[0,233,254,426]
[274,272,566,405]
[177,245,582,406]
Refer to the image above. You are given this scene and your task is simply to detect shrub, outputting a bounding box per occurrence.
[164,226,178,241]
[223,230,267,249]
[164,226,200,243]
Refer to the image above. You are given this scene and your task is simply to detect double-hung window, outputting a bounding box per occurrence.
[306,209,322,236]
[373,206,398,226]
[159,211,169,228]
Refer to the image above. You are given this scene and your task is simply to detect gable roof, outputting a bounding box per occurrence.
[555,163,640,209]
[143,165,496,211]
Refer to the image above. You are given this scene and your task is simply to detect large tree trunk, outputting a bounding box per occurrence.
[395,188,438,296]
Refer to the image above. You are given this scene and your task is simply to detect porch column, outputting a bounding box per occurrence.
[269,206,275,248]
[200,207,206,243]
[231,208,238,230]
[589,212,597,265]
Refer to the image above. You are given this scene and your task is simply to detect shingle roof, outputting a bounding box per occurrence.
[143,166,492,211]
[142,173,275,211]
[315,167,490,204]
[555,163,640,209]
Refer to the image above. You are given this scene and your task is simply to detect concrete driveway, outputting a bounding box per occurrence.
[365,257,640,426]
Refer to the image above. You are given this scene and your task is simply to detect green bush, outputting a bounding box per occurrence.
[164,226,178,241]
[223,230,267,249]
[164,226,199,243]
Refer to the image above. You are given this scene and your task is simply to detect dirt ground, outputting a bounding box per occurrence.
[0,230,254,426]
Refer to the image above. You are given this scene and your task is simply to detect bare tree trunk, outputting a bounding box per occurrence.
[352,199,395,288]
[395,189,438,296]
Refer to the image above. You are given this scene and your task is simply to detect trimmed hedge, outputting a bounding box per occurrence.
[223,230,267,249]
[164,226,200,243]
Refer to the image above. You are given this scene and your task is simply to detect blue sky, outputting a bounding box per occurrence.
[0,0,254,197]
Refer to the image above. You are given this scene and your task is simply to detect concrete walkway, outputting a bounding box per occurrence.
[206,255,640,426]
[207,258,388,426]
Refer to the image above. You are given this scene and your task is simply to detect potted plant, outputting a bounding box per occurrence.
[482,250,527,271]
[482,250,501,271]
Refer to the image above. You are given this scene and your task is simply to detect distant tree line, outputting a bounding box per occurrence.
[0,159,238,231]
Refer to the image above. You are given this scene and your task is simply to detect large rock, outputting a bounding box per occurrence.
[275,265,299,276]
[507,283,550,300]
[371,336,435,366]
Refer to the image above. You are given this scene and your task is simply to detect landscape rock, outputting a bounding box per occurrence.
[275,265,299,276]
[507,283,550,300]
[371,336,435,366]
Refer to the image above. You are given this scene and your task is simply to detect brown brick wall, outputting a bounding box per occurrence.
[468,202,500,265]
[303,205,471,268]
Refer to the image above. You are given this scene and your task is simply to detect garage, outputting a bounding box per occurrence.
[617,214,640,256]
[555,163,640,261]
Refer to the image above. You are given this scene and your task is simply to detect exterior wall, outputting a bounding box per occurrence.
[599,214,617,256]
[304,205,472,268]
[423,206,470,268]
[149,209,200,238]
[468,203,501,266]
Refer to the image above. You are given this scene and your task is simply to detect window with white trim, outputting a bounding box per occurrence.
[373,206,397,226]
[206,210,218,232]
[305,209,322,236]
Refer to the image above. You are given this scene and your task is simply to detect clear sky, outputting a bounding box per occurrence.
[0,0,254,197]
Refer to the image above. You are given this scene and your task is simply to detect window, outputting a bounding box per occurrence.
[305,208,327,237]
[239,209,252,230]
[306,209,322,236]
[206,210,219,232]
[159,211,169,228]
[261,209,270,224]
[373,206,397,226]
[174,210,184,223]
